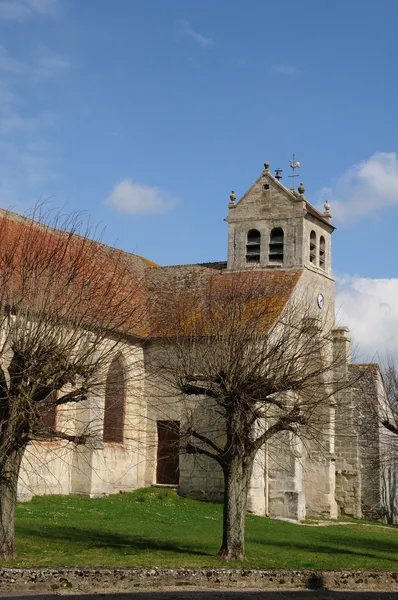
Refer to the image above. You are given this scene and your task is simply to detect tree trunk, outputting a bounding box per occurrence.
[218,455,254,561]
[0,446,25,559]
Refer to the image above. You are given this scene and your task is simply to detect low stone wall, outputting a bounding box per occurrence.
[1,568,398,593]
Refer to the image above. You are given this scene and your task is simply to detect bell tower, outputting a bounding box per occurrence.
[225,161,334,276]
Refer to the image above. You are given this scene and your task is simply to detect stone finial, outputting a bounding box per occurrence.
[323,199,332,221]
[263,162,270,171]
[229,190,237,208]
[324,199,331,213]
[298,182,305,195]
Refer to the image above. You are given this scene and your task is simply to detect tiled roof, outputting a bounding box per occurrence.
[0,208,303,341]
[0,208,149,337]
[147,266,303,338]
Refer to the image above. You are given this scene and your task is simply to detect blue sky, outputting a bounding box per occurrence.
[1,0,398,358]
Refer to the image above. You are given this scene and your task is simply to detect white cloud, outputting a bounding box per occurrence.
[105,179,178,215]
[0,95,58,206]
[0,45,26,75]
[24,0,60,15]
[0,87,16,109]
[33,50,70,79]
[271,65,300,77]
[0,137,59,211]
[175,19,213,48]
[0,110,53,135]
[0,45,70,80]
[0,0,61,19]
[0,40,68,208]
[336,275,398,362]
[20,140,58,186]
[0,1,30,19]
[320,152,398,223]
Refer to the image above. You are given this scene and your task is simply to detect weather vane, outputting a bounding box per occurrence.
[288,154,301,189]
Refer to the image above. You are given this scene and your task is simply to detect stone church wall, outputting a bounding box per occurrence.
[18,341,147,501]
[145,354,225,502]
[18,440,73,500]
[267,431,305,520]
[286,268,337,519]
[334,331,362,519]
[354,367,391,520]
[18,400,78,500]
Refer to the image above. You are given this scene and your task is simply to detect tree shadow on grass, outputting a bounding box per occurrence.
[19,525,213,557]
[248,533,398,564]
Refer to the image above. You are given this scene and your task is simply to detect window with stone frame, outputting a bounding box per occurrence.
[103,353,126,443]
[319,236,326,270]
[34,390,57,439]
[268,227,284,263]
[310,230,317,264]
[246,229,261,264]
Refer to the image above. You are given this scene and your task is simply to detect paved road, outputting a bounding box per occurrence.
[2,591,398,599]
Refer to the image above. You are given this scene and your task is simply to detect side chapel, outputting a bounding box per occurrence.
[17,162,390,521]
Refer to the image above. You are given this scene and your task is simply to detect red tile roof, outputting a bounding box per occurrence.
[147,266,303,338]
[0,208,149,337]
[0,208,303,340]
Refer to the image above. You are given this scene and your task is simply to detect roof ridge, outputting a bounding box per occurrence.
[0,207,158,268]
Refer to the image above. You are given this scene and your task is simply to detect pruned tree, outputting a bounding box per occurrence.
[149,270,355,561]
[0,205,146,559]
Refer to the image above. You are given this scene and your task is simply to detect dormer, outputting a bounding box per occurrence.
[225,162,334,276]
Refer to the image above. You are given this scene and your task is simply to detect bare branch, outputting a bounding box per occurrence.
[188,427,223,455]
[29,430,88,445]
[186,443,224,467]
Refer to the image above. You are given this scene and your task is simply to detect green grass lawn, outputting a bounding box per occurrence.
[3,487,398,569]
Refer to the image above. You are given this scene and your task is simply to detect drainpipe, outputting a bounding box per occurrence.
[265,432,269,517]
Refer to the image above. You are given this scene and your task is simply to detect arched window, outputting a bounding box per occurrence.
[309,230,316,264]
[319,236,326,270]
[103,354,126,443]
[269,228,284,263]
[246,229,261,263]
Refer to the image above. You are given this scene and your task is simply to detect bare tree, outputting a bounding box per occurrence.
[149,270,354,561]
[0,206,146,559]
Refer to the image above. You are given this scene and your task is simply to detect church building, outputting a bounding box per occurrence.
[16,161,391,521]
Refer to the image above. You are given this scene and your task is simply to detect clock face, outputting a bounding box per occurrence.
[317,293,324,309]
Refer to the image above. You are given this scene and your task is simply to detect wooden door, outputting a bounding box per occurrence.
[156,421,180,484]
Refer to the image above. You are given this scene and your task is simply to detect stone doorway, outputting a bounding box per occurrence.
[156,420,180,485]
